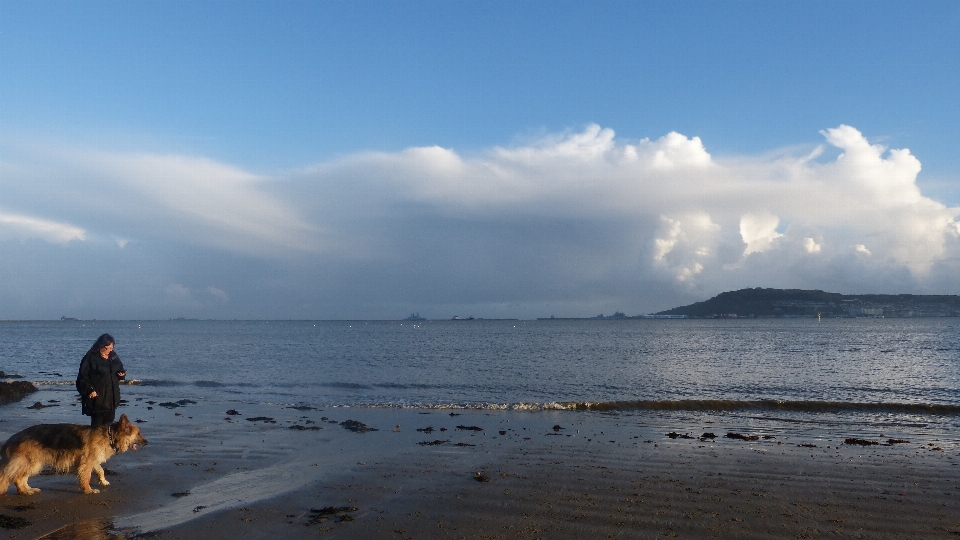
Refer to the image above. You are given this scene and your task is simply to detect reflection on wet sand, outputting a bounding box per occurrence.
[34,518,131,540]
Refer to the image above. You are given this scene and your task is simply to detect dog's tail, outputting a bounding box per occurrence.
[0,448,9,494]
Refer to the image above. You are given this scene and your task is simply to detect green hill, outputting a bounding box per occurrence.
[655,288,960,318]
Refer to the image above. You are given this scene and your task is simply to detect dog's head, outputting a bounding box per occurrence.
[115,414,148,452]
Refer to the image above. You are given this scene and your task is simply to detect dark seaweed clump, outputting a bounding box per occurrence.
[159,399,198,409]
[0,514,32,529]
[286,405,317,411]
[306,506,358,525]
[27,401,58,409]
[289,424,321,431]
[418,439,449,446]
[340,420,377,433]
[844,438,879,446]
[0,381,37,406]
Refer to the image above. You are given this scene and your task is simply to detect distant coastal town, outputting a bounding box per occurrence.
[540,288,960,320]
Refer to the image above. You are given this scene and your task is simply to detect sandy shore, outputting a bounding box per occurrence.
[1,386,958,539]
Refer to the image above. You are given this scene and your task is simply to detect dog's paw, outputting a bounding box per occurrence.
[100,479,111,486]
[83,488,101,494]
[20,487,41,495]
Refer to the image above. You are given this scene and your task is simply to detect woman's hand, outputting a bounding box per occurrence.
[88,391,98,399]
[117,371,125,377]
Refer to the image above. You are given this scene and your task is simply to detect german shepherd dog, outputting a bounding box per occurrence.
[0,414,147,495]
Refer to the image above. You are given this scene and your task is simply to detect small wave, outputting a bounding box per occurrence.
[310,400,960,414]
[32,379,147,387]
[321,382,373,390]
[371,382,447,390]
[137,379,187,387]
[554,399,960,415]
[195,398,960,416]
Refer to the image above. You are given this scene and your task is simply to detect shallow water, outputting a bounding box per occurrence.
[4,318,958,408]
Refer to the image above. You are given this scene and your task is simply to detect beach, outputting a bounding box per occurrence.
[2,385,958,539]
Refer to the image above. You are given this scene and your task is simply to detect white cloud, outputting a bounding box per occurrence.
[3,124,959,318]
[653,213,721,283]
[740,213,783,255]
[164,283,195,303]
[90,151,323,255]
[296,123,958,289]
[803,238,822,254]
[648,131,712,170]
[307,124,715,220]
[0,145,320,256]
[206,286,230,303]
[0,211,86,243]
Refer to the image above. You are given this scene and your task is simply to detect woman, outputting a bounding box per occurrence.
[76,334,126,427]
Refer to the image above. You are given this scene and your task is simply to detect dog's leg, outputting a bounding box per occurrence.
[13,477,41,496]
[5,457,42,495]
[94,463,110,487]
[76,463,100,494]
[0,465,10,494]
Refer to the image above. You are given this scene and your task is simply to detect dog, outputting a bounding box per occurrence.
[0,414,147,495]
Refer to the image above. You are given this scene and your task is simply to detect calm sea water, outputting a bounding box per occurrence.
[4,318,960,443]
[3,318,958,410]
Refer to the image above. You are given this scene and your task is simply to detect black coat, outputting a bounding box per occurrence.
[76,350,125,415]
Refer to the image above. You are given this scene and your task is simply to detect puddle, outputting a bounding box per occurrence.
[114,459,326,533]
[32,460,329,539]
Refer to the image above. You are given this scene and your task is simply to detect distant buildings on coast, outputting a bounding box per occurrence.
[537,288,960,320]
[536,313,688,320]
[653,288,960,319]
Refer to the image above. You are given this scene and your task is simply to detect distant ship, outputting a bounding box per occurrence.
[404,312,426,321]
[451,315,475,320]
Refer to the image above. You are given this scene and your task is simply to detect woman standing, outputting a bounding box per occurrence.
[76,334,126,427]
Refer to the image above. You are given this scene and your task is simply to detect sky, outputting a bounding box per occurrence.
[1,1,959,320]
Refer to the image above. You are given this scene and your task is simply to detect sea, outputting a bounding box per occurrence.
[3,318,959,444]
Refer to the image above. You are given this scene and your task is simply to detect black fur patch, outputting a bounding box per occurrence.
[6,424,85,452]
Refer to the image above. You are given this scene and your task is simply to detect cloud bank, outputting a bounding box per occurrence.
[2,125,959,319]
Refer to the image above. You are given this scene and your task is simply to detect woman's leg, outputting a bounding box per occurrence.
[90,410,116,427]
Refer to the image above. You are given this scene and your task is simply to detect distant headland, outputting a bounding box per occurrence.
[656,288,960,319]
[539,288,960,320]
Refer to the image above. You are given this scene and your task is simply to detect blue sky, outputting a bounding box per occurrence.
[2,1,959,319]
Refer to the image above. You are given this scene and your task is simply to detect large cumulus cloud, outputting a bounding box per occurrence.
[1,125,958,319]
[290,123,959,287]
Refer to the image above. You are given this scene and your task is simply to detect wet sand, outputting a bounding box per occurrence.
[1,387,958,539]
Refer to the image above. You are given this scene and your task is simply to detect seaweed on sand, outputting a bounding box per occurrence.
[340,420,377,433]
[0,514,31,529]
[0,381,37,406]
[306,506,358,525]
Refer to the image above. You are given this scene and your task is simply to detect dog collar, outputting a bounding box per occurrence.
[107,424,121,452]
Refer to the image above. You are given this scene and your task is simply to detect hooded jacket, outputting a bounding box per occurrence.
[76,350,125,415]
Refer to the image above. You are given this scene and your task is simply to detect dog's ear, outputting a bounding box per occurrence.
[118,414,130,427]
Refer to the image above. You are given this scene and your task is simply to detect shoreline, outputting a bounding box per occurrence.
[1,387,958,539]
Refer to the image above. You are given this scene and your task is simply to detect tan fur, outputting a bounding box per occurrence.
[0,414,147,495]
